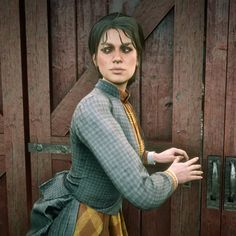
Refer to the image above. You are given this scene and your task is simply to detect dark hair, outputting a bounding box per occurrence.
[88,12,145,61]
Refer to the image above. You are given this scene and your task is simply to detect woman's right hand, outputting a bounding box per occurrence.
[167,156,203,184]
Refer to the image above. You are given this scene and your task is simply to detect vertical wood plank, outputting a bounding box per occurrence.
[0,0,29,234]
[222,0,236,235]
[0,173,9,236]
[172,0,205,235]
[25,0,52,202]
[201,0,229,235]
[141,10,174,236]
[49,0,77,110]
[142,9,174,141]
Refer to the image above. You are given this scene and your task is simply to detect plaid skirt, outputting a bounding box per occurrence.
[73,203,128,236]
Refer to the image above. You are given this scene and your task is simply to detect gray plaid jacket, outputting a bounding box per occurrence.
[27,79,175,236]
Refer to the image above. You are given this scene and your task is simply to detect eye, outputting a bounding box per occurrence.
[121,45,133,54]
[101,47,113,54]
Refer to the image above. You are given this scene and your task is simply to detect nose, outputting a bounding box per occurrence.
[112,49,123,64]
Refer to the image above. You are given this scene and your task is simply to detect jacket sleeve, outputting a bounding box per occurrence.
[72,94,175,210]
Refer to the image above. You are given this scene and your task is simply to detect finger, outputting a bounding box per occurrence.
[176,155,185,161]
[175,148,189,161]
[190,170,203,176]
[189,164,202,170]
[186,157,199,165]
[173,156,181,163]
[189,175,203,180]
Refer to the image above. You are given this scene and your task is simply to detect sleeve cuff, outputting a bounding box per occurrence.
[164,169,178,190]
[142,151,156,165]
[147,151,156,165]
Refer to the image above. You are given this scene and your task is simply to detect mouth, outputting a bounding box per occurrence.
[110,68,125,74]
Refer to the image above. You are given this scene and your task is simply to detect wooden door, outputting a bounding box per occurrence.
[0,0,205,235]
[201,0,236,235]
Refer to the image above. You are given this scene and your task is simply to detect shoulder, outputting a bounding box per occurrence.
[72,88,112,121]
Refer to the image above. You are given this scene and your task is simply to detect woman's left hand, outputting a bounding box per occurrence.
[153,147,189,163]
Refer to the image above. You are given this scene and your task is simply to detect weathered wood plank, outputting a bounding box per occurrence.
[172,1,205,235]
[0,114,4,134]
[0,0,28,234]
[52,157,71,175]
[141,10,174,236]
[222,0,236,235]
[133,0,174,38]
[50,0,77,110]
[25,0,52,202]
[142,9,174,141]
[0,134,5,155]
[0,173,9,236]
[52,65,98,136]
[201,0,229,235]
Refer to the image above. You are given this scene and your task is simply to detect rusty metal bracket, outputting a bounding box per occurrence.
[28,143,71,154]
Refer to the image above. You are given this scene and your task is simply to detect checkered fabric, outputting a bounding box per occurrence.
[68,79,175,211]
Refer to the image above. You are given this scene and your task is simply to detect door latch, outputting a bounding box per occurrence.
[207,155,221,209]
[224,157,236,211]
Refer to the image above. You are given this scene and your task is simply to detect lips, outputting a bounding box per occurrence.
[110,68,125,73]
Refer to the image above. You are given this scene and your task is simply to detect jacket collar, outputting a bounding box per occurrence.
[95,79,130,102]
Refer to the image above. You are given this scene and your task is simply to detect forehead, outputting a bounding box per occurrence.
[99,28,132,45]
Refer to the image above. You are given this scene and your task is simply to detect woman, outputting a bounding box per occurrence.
[27,13,203,236]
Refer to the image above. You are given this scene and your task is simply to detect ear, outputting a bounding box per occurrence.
[92,54,97,67]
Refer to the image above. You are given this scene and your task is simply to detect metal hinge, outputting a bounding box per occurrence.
[28,143,71,154]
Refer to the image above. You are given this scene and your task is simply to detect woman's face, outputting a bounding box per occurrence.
[93,28,138,91]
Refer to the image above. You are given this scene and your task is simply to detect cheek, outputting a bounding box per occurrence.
[128,55,138,70]
[96,55,109,71]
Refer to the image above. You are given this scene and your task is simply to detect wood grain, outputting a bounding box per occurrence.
[172,1,205,235]
[25,0,52,202]
[221,0,236,235]
[201,0,229,235]
[0,0,28,234]
[50,0,77,110]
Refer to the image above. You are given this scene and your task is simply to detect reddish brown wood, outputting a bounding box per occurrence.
[0,134,5,155]
[142,9,174,141]
[172,1,205,236]
[51,65,98,136]
[25,0,52,202]
[133,0,174,38]
[142,199,170,236]
[221,0,236,235]
[0,0,29,234]
[52,157,71,175]
[0,115,3,134]
[0,155,5,173]
[50,0,77,110]
[140,10,174,236]
[0,173,9,236]
[201,0,229,235]
[122,200,141,236]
